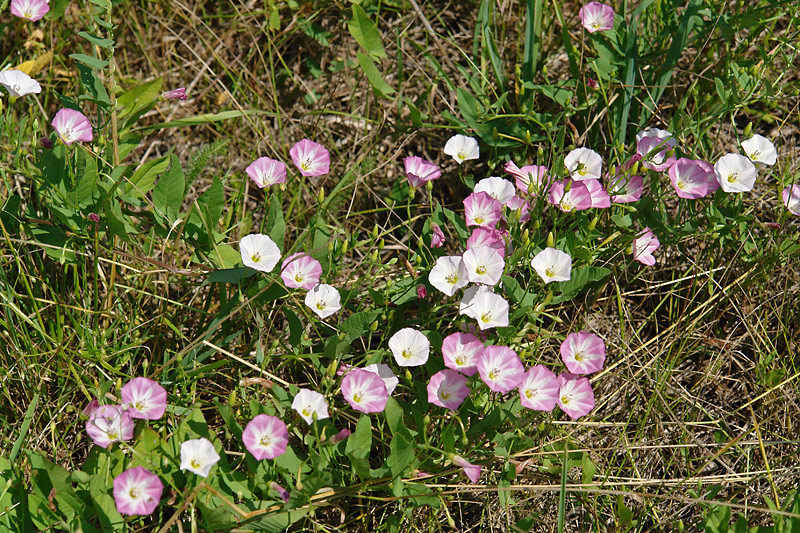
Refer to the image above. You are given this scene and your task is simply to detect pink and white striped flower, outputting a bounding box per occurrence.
[51,109,93,145]
[782,185,800,216]
[584,178,611,208]
[561,332,606,374]
[10,0,49,21]
[578,2,615,33]
[121,377,167,420]
[242,414,289,459]
[240,234,282,273]
[607,174,643,203]
[632,227,660,266]
[113,467,163,516]
[246,156,287,188]
[519,365,559,411]
[290,139,330,177]
[505,161,549,195]
[452,455,481,483]
[442,332,483,376]
[557,373,595,419]
[404,156,441,188]
[477,345,524,393]
[342,368,388,414]
[86,404,134,449]
[636,128,677,171]
[467,227,507,258]
[548,179,593,212]
[363,363,399,395]
[668,158,712,199]
[430,223,445,247]
[464,191,502,228]
[427,369,470,410]
[281,253,322,290]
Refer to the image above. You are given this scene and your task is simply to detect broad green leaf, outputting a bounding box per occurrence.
[388,433,415,477]
[125,153,171,199]
[69,53,108,70]
[346,415,372,480]
[207,267,255,284]
[139,110,267,130]
[77,31,114,48]
[266,195,285,248]
[116,77,163,125]
[356,52,394,96]
[209,244,241,269]
[152,154,186,220]
[339,310,380,343]
[76,63,111,106]
[348,5,387,59]
[551,266,611,304]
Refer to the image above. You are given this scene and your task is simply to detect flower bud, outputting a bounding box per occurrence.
[588,215,599,231]
[521,229,530,246]
[743,122,753,138]
[372,224,380,239]
[546,232,555,248]
[318,187,325,204]
[340,239,348,255]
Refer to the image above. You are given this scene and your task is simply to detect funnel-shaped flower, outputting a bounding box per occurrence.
[243,414,289,459]
[240,234,281,273]
[632,228,660,266]
[578,2,614,33]
[505,161,549,195]
[304,283,341,318]
[782,185,800,216]
[466,291,509,330]
[668,158,712,199]
[0,69,41,97]
[86,405,134,449]
[561,332,606,374]
[584,178,611,208]
[342,369,388,414]
[463,245,505,286]
[180,438,220,477]
[246,157,287,188]
[714,153,757,193]
[741,134,777,165]
[519,365,559,411]
[452,455,481,483]
[636,129,677,171]
[464,191,502,228]
[51,109,93,145]
[557,373,595,419]
[429,255,469,296]
[389,328,430,367]
[565,148,603,181]
[478,345,524,393]
[404,156,441,188]
[427,369,470,410]
[292,389,329,424]
[444,134,479,164]
[548,179,592,212]
[474,177,516,205]
[363,363,399,395]
[290,139,330,176]
[467,227,507,258]
[121,377,167,420]
[281,253,322,290]
[10,0,49,21]
[442,332,483,376]
[531,247,572,284]
[607,174,643,203]
[113,467,163,516]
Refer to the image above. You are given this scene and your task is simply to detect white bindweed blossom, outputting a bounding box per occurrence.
[714,153,757,193]
[240,234,281,273]
[444,134,479,164]
[292,389,329,424]
[530,247,572,283]
[363,363,399,395]
[428,256,469,296]
[388,328,430,367]
[462,246,505,286]
[474,176,516,205]
[0,69,41,98]
[467,292,509,330]
[180,438,221,477]
[741,134,777,165]
[304,283,341,319]
[458,285,494,319]
[564,148,603,181]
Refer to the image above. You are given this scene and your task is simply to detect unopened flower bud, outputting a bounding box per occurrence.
[378,239,385,251]
[162,87,187,100]
[340,239,348,255]
[546,232,555,248]
[588,215,599,231]
[369,320,379,331]
[564,180,572,193]
[743,122,753,138]
[372,224,380,239]
[521,229,530,246]
[318,188,325,204]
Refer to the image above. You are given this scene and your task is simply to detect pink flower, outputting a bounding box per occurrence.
[416,284,428,299]
[565,148,603,180]
[636,129,677,172]
[342,369,389,414]
[464,191,503,228]
[699,159,719,194]
[427,369,470,410]
[121,377,167,420]
[505,195,531,223]
[452,455,481,483]
[242,414,289,459]
[330,428,352,443]
[477,345,524,393]
[782,184,800,216]
[430,223,445,247]
[578,2,614,33]
[607,174,643,203]
[560,332,606,374]
[51,109,93,145]
[10,0,49,21]
[442,332,483,376]
[86,405,134,448]
[290,139,330,177]
[161,87,187,100]
[505,161,549,195]
[586,77,599,89]
[270,482,290,502]
[557,373,595,419]
[668,158,713,199]
[583,178,611,208]
[474,177,516,205]
[281,253,322,290]
[632,227,660,266]
[246,156,287,188]
[548,179,593,212]
[467,227,506,258]
[463,245,505,286]
[519,365,559,411]
[113,466,163,516]
[404,156,442,188]
[0,69,41,97]
[83,398,99,417]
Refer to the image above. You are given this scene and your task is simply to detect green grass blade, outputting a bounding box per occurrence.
[9,393,39,463]
[522,0,544,81]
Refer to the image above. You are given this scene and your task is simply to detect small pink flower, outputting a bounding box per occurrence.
[548,179,593,212]
[51,109,93,145]
[583,178,611,208]
[113,466,163,516]
[578,2,615,33]
[121,377,167,420]
[519,365,559,411]
[467,227,506,258]
[442,332,483,376]
[330,428,352,443]
[506,195,531,223]
[607,174,643,203]
[477,345,524,393]
[341,369,389,414]
[290,139,330,177]
[586,77,599,89]
[505,161,549,195]
[557,373,595,420]
[668,158,712,199]
[782,184,800,216]
[246,156,287,188]
[636,128,677,172]
[463,245,505,286]
[430,223,445,247]
[86,405,134,449]
[561,332,606,374]
[632,227,660,266]
[416,284,428,299]
[10,0,49,21]
[161,87,187,100]
[464,191,502,228]
[270,482,290,502]
[427,369,470,410]
[242,414,289,459]
[452,455,481,483]
[39,137,54,149]
[404,156,441,188]
[281,253,322,290]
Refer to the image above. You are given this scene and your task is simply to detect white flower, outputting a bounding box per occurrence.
[564,148,602,181]
[388,328,430,367]
[428,256,469,296]
[741,134,777,165]
[468,292,509,330]
[240,234,281,273]
[444,134,479,164]
[474,177,516,205]
[0,69,41,98]
[530,247,572,283]
[180,438,220,477]
[292,389,329,424]
[714,153,757,193]
[304,283,341,319]
[462,245,505,286]
[459,285,494,319]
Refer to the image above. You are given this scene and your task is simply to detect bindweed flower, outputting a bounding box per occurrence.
[83,398,100,417]
[474,176,516,205]
[478,345,524,393]
[636,129,678,172]
[0,69,41,98]
[270,482,290,502]
[565,148,603,181]
[462,245,505,286]
[341,368,388,414]
[304,283,341,319]
[180,438,220,477]
[714,153,757,193]
[741,134,777,165]
[530,247,572,284]
[700,159,720,194]
[505,195,531,223]
[330,428,352,443]
[290,139,330,177]
[281,253,322,290]
[428,255,469,296]
[51,109,93,145]
[427,369,470,410]
[404,156,441,188]
[389,328,430,367]
[161,87,187,100]
[292,389,329,424]
[363,363,399,395]
[586,77,599,89]
[632,227,660,266]
[464,191,503,228]
[10,0,49,21]
[782,185,800,216]
[242,414,289,459]
[246,156,287,188]
[561,332,606,374]
[451,455,481,484]
[442,332,483,376]
[430,223,445,247]
[240,233,281,273]
[121,377,167,420]
[39,137,54,149]
[467,227,506,258]
[519,365,559,411]
[459,285,493,318]
[578,2,614,33]
[557,373,595,420]
[505,161,549,195]
[548,179,593,212]
[583,178,611,208]
[444,134,479,164]
[668,158,712,199]
[607,174,643,203]
[86,405,134,449]
[466,291,509,330]
[113,467,163,516]
[416,284,427,299]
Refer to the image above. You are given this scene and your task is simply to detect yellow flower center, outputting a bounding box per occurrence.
[475,266,486,275]
[260,435,272,446]
[455,356,465,366]
[129,487,141,499]
[251,253,261,263]
[401,348,412,359]
[727,173,737,183]
[316,301,326,310]
[545,267,554,278]
[440,390,451,399]
[295,274,304,283]
[353,393,362,403]
[525,389,536,399]
[574,352,584,362]
[445,274,458,284]
[191,459,201,469]
[480,313,492,323]
[474,216,484,224]
[561,395,570,404]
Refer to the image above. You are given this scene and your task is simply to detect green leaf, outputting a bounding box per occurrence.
[152,154,186,221]
[77,31,114,48]
[348,5,387,59]
[551,266,611,304]
[339,310,380,343]
[116,77,163,126]
[68,53,108,70]
[125,153,171,200]
[356,52,394,96]
[207,267,255,284]
[266,195,286,249]
[209,244,241,269]
[388,433,415,478]
[714,77,727,104]
[346,415,372,480]
[384,397,406,435]
[76,63,111,106]
[138,110,267,130]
